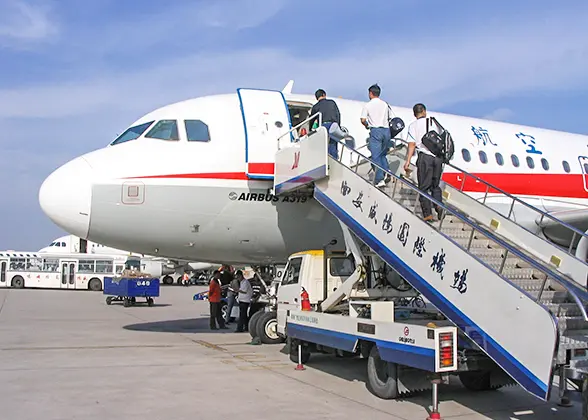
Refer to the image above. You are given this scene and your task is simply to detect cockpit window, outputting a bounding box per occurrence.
[111,121,154,145]
[145,120,179,141]
[185,120,211,142]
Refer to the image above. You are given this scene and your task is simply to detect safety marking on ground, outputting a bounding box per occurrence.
[236,364,292,371]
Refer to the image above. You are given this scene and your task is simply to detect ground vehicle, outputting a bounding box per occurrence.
[0,251,125,291]
[273,248,522,404]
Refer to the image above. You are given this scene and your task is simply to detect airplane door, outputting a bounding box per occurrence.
[579,156,588,192]
[237,88,292,179]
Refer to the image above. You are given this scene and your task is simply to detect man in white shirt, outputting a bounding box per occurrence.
[235,270,253,332]
[403,103,444,222]
[360,84,392,188]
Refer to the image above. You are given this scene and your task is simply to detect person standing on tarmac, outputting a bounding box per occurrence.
[360,84,392,188]
[309,89,349,159]
[235,270,253,333]
[208,270,228,330]
[225,274,240,325]
[403,103,444,222]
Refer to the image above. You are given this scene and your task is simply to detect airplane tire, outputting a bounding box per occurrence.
[367,346,398,399]
[256,311,283,344]
[162,275,173,285]
[88,278,102,291]
[248,310,265,339]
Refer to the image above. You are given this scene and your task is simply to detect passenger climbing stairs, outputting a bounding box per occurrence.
[273,126,588,402]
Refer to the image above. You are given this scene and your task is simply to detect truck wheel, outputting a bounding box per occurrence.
[248,310,265,339]
[459,370,501,391]
[123,298,131,308]
[367,346,398,399]
[11,275,24,289]
[162,275,173,285]
[88,278,102,291]
[106,296,113,305]
[289,339,310,364]
[256,311,283,344]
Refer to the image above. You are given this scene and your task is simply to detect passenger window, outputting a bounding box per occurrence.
[479,150,488,164]
[111,121,154,145]
[526,156,535,169]
[495,153,504,166]
[541,158,549,171]
[511,154,520,167]
[281,257,303,286]
[461,148,471,162]
[185,120,211,142]
[145,120,179,141]
[329,257,355,277]
[562,160,570,173]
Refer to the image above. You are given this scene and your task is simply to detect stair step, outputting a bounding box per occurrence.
[561,330,588,350]
[533,290,571,303]
[501,267,547,280]
[510,278,549,291]
[556,316,588,331]
[453,237,492,248]
[544,303,583,317]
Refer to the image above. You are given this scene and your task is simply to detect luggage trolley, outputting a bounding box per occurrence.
[104,276,160,307]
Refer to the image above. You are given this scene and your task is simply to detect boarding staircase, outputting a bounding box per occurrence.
[272,125,588,402]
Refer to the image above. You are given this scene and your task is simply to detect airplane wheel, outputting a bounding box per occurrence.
[162,275,173,285]
[256,311,283,344]
[248,310,265,339]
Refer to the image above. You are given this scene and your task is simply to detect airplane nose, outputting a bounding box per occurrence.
[39,157,93,239]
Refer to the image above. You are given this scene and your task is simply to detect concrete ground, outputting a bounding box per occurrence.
[0,286,583,420]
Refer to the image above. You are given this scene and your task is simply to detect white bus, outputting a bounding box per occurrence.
[0,252,126,291]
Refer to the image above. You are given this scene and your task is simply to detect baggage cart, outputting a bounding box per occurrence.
[104,276,160,307]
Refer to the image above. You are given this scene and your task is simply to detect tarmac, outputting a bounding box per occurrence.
[0,285,583,420]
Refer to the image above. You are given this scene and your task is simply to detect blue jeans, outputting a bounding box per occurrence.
[368,127,391,184]
[225,292,237,322]
[322,122,340,159]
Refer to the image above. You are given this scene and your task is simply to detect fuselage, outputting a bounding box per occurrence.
[38,90,588,264]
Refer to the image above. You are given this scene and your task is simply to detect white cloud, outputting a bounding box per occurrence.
[0,0,58,45]
[483,108,515,122]
[200,0,287,30]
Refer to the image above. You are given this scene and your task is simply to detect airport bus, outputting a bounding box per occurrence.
[0,252,126,291]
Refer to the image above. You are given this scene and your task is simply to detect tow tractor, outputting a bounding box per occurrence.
[271,240,517,404]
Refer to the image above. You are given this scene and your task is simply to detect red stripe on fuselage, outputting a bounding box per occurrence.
[442,173,588,199]
[122,171,588,199]
[247,162,275,175]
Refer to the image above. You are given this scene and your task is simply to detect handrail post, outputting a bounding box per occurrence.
[569,232,577,253]
[536,275,549,303]
[466,228,476,251]
[482,184,490,205]
[507,199,515,220]
[499,249,509,274]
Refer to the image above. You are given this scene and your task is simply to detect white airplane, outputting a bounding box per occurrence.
[39,234,220,283]
[38,81,588,264]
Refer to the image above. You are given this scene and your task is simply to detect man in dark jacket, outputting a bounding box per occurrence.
[309,89,351,159]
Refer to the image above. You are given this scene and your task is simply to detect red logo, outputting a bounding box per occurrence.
[403,326,410,336]
[291,151,300,170]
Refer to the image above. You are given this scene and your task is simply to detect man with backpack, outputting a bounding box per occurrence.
[403,103,444,222]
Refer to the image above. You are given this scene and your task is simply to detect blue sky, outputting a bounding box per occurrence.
[1,0,588,251]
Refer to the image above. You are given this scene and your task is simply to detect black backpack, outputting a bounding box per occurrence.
[421,117,455,163]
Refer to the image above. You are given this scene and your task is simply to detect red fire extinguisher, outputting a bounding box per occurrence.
[301,287,311,311]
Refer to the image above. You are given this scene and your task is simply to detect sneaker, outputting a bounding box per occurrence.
[376,180,386,188]
[423,215,434,223]
[384,175,392,184]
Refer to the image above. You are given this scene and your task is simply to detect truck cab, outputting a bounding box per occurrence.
[276,250,355,336]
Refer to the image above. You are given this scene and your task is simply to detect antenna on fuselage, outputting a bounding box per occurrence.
[282,80,294,94]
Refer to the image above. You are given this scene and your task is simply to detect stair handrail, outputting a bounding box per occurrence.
[276,112,322,148]
[332,139,588,322]
[389,138,588,258]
